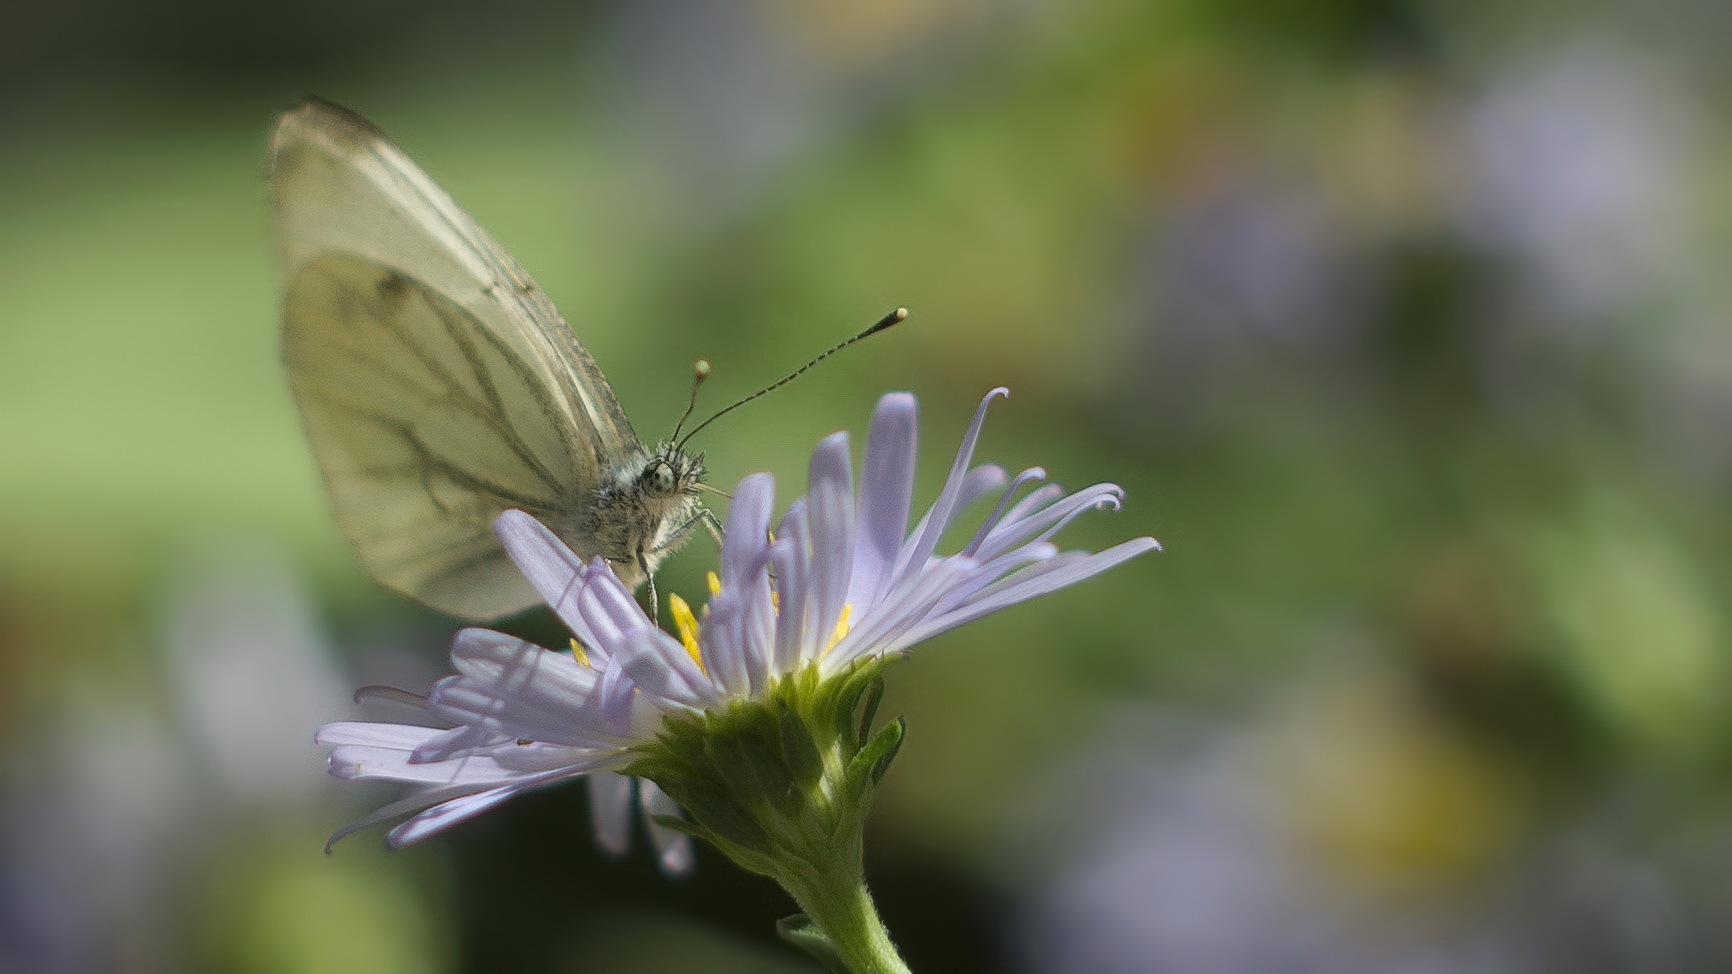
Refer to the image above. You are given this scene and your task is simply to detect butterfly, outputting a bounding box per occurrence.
[270,99,714,621]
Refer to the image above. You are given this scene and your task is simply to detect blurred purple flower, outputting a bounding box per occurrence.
[1461,42,1701,323]
[1013,671,1732,973]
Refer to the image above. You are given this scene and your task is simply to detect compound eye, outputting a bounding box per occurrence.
[644,461,676,493]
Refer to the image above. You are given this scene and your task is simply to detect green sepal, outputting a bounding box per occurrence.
[650,813,783,879]
[855,677,886,750]
[869,718,905,785]
[778,697,825,792]
[703,707,800,815]
[697,781,773,849]
[845,716,905,792]
[776,914,851,974]
[647,812,706,841]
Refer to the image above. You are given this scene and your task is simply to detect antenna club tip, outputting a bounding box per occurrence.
[693,360,712,379]
[864,307,909,336]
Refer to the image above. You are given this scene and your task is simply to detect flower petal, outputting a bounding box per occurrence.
[823,556,978,672]
[807,432,856,654]
[973,483,1126,562]
[893,388,1008,583]
[897,537,1161,648]
[897,464,1010,575]
[386,765,596,848]
[493,510,608,655]
[316,722,445,749]
[770,503,814,670]
[722,473,775,585]
[326,783,483,851]
[640,780,694,876]
[851,392,918,607]
[328,741,592,785]
[588,772,635,858]
[419,629,627,749]
[961,466,1047,556]
[698,596,749,697]
[615,626,712,709]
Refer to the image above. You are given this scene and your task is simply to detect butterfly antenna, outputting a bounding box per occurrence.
[677,307,908,451]
[669,359,712,443]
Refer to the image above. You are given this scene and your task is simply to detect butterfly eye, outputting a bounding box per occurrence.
[642,460,677,495]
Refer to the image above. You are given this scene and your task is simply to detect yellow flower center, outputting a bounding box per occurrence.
[669,593,705,674]
[661,584,854,679]
[828,604,853,652]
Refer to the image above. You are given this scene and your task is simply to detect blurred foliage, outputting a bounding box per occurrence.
[3,0,1731,970]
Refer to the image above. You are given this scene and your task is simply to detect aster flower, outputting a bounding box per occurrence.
[319,388,1158,972]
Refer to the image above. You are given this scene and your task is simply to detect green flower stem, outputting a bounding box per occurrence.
[780,866,911,974]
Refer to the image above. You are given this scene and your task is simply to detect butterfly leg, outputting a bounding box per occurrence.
[699,508,724,550]
[638,551,659,622]
[652,507,725,560]
[636,507,727,622]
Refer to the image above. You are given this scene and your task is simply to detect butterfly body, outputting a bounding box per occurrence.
[271,100,707,620]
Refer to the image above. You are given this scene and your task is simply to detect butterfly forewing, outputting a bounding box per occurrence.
[271,100,645,620]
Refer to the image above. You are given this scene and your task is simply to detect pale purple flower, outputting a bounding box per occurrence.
[318,388,1158,852]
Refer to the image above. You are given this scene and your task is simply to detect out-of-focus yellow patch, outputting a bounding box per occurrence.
[1268,673,1529,892]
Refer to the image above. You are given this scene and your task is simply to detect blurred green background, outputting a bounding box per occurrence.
[4,1,1732,971]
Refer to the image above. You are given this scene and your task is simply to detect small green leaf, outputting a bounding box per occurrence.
[776,914,851,973]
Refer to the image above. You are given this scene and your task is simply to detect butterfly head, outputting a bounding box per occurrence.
[641,443,706,499]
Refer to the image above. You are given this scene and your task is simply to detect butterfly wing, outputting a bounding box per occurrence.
[271,100,643,621]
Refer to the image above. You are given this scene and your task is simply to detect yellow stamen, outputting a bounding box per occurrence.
[568,638,591,668]
[669,593,705,673]
[707,571,722,596]
[828,604,853,651]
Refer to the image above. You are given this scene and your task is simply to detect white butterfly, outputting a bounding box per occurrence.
[270,100,711,621]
